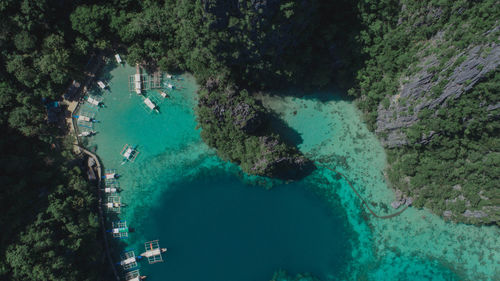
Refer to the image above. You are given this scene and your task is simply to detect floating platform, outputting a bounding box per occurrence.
[128,67,164,94]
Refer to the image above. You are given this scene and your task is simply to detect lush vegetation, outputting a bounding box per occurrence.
[0,131,106,280]
[387,72,500,224]
[349,0,499,224]
[75,0,356,177]
[197,81,311,178]
[1,1,498,279]
[350,0,499,127]
[0,1,108,280]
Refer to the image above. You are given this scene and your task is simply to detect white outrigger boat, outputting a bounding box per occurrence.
[140,240,166,264]
[120,144,139,164]
[115,54,122,64]
[125,269,147,281]
[97,81,107,90]
[143,97,159,113]
[78,130,96,137]
[86,96,104,107]
[73,114,99,123]
[102,169,120,180]
[107,220,129,239]
[104,186,118,193]
[117,251,140,270]
[106,196,123,213]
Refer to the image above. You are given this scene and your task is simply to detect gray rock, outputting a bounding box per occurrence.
[405,197,413,206]
[376,26,500,147]
[391,200,402,209]
[462,209,488,218]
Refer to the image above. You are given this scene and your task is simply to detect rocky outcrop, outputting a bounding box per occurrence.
[252,136,314,179]
[443,206,500,225]
[376,33,500,147]
[198,79,314,180]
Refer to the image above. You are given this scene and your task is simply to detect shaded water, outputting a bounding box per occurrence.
[81,64,500,281]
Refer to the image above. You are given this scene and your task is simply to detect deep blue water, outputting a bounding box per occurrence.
[140,172,351,281]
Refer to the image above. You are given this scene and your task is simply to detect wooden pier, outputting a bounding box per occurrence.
[128,65,164,93]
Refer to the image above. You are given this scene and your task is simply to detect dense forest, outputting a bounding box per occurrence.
[0,1,107,280]
[347,0,499,224]
[0,0,498,279]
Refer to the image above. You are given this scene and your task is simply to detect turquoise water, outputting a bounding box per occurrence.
[81,64,500,281]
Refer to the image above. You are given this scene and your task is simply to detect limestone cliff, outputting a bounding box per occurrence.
[376,30,500,147]
[197,78,314,179]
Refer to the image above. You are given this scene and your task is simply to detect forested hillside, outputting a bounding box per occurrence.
[349,0,499,224]
[1,2,498,279]
[0,1,108,280]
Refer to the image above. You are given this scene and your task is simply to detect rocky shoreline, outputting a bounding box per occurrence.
[197,78,315,180]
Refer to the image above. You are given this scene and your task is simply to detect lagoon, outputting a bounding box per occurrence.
[81,63,499,281]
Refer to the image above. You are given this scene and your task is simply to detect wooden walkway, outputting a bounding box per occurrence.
[79,146,120,280]
[315,162,409,219]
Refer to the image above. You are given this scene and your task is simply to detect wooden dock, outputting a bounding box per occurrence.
[128,66,164,93]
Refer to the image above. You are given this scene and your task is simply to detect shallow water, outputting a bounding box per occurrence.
[81,64,500,281]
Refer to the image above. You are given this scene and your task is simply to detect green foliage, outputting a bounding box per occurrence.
[197,84,305,177]
[388,72,500,224]
[351,0,499,117]
[0,0,108,279]
[349,0,499,224]
[0,129,107,280]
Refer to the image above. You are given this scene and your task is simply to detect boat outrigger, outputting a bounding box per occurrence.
[118,250,141,270]
[140,240,166,264]
[107,220,129,239]
[103,186,119,193]
[73,114,99,123]
[143,97,159,113]
[78,130,96,137]
[160,91,169,98]
[120,144,139,164]
[106,196,123,213]
[103,178,120,193]
[97,81,107,90]
[125,269,147,281]
[103,169,120,180]
[86,96,104,107]
[115,54,122,64]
